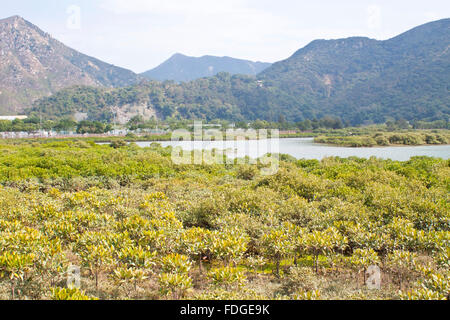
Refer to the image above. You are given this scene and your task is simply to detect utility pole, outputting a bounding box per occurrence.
[112,107,117,135]
[39,104,42,138]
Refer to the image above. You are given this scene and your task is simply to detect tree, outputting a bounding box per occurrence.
[158,273,192,300]
[111,267,147,295]
[54,118,77,132]
[158,254,193,300]
[76,243,113,291]
[181,228,211,273]
[385,250,418,290]
[301,228,348,274]
[0,252,36,299]
[210,230,249,267]
[348,248,380,286]
[260,229,293,277]
[208,266,247,290]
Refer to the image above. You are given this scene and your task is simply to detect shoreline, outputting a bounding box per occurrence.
[313,141,450,149]
[1,132,449,149]
[3,135,448,149]
[106,137,450,150]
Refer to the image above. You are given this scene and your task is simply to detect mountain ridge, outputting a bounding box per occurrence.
[256,18,450,123]
[3,16,449,125]
[0,15,141,114]
[141,53,271,82]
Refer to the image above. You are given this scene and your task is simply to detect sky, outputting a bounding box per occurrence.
[1,0,449,73]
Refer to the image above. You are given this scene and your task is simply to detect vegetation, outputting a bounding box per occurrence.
[258,19,450,125]
[0,139,448,300]
[27,20,450,126]
[315,130,450,147]
[28,78,302,123]
[0,117,112,134]
[0,15,139,115]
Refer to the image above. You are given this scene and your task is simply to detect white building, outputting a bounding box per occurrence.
[0,115,28,121]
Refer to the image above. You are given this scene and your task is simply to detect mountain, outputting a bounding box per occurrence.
[31,19,450,125]
[0,15,141,115]
[257,18,450,124]
[141,53,271,82]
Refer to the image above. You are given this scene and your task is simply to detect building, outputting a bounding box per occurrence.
[0,115,28,121]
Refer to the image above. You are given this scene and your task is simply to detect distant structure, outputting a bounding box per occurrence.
[0,115,28,121]
[279,130,298,135]
[74,112,88,122]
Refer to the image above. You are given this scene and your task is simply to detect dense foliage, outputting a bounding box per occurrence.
[30,75,297,123]
[315,131,450,147]
[0,117,112,134]
[0,139,448,300]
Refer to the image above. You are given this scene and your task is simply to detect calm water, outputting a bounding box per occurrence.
[134,138,450,161]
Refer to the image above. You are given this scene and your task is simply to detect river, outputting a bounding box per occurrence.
[133,138,450,161]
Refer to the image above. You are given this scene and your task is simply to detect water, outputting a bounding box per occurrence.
[134,138,450,161]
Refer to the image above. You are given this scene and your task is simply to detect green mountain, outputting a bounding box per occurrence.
[141,53,271,82]
[257,18,450,124]
[31,18,450,125]
[0,15,141,115]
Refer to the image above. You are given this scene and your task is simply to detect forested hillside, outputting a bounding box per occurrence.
[26,18,450,125]
[257,18,450,124]
[30,74,297,122]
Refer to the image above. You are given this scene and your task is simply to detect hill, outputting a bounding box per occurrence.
[258,18,450,124]
[141,53,271,82]
[0,15,141,114]
[30,19,450,125]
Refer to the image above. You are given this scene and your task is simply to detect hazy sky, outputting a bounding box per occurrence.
[2,0,449,72]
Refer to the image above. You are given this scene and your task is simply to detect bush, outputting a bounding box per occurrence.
[110,140,128,149]
[237,165,258,180]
